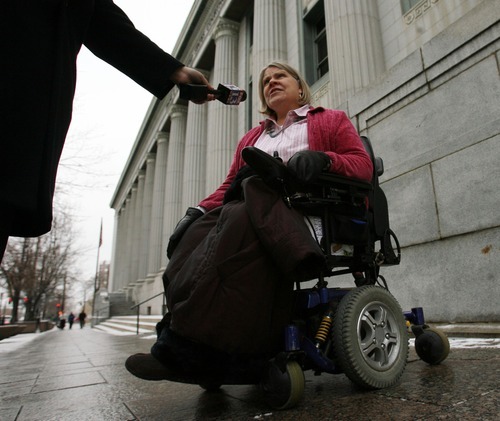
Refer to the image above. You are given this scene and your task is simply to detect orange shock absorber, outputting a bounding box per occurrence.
[315,312,333,346]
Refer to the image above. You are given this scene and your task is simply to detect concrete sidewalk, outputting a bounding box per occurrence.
[0,326,499,420]
[432,322,500,338]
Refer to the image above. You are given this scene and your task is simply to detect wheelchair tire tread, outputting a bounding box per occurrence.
[332,285,408,390]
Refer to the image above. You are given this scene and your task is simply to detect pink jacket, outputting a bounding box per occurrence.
[199,107,373,211]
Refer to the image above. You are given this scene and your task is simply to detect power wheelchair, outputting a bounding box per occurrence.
[161,137,450,409]
[234,137,450,409]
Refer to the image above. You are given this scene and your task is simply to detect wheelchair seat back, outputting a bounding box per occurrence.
[241,138,400,278]
[289,136,400,273]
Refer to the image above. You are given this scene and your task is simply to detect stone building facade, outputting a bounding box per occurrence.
[109,0,499,322]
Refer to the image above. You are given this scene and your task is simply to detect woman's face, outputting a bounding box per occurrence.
[262,66,302,118]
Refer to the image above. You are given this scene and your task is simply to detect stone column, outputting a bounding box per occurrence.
[124,193,135,287]
[325,0,385,107]
[138,153,155,281]
[183,101,208,209]
[110,207,125,291]
[206,19,240,194]
[108,211,119,292]
[148,132,169,275]
[162,105,188,255]
[252,0,287,123]
[120,202,132,291]
[117,199,130,291]
[130,173,144,285]
[119,205,130,290]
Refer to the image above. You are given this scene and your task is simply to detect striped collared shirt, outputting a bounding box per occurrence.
[254,104,311,163]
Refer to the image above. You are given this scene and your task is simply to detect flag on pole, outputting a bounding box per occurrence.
[98,219,103,248]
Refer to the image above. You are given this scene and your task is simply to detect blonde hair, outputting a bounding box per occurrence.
[258,61,312,118]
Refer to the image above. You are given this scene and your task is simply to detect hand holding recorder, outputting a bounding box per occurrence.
[179,83,247,105]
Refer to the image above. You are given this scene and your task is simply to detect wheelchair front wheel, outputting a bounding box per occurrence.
[332,285,408,389]
[414,326,450,365]
[261,360,305,410]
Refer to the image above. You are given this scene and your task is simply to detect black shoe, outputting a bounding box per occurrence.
[126,352,205,384]
[125,353,177,381]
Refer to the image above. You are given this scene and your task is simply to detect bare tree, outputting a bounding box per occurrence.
[0,211,78,322]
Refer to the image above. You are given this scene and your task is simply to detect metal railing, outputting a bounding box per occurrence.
[130,292,166,335]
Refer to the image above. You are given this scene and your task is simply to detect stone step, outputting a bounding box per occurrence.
[93,315,163,336]
[109,305,136,316]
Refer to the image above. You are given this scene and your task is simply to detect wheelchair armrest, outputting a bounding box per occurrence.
[242,146,372,202]
[291,173,371,209]
[315,173,372,195]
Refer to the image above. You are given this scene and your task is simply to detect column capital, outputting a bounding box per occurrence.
[156,131,169,144]
[170,104,188,119]
[146,152,156,163]
[213,18,239,41]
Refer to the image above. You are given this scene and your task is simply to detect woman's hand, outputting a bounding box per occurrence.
[167,207,204,259]
[287,150,331,184]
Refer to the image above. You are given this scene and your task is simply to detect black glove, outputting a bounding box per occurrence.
[166,207,203,259]
[241,146,291,191]
[287,150,331,184]
[223,165,257,204]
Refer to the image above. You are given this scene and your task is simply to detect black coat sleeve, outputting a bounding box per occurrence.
[83,0,184,99]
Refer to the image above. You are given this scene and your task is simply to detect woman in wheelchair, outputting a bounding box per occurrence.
[126,62,373,384]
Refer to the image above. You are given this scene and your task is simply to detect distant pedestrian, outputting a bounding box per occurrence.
[79,311,87,329]
[68,312,75,329]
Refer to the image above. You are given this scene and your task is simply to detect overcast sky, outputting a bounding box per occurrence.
[57,1,195,282]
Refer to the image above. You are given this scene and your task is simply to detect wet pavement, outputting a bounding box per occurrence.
[0,327,499,420]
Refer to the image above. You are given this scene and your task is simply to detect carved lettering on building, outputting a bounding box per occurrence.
[404,0,440,25]
[313,80,330,103]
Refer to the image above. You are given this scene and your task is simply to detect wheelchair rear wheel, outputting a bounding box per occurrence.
[261,360,305,410]
[332,285,408,389]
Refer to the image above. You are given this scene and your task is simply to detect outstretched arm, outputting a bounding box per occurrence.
[84,0,213,100]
